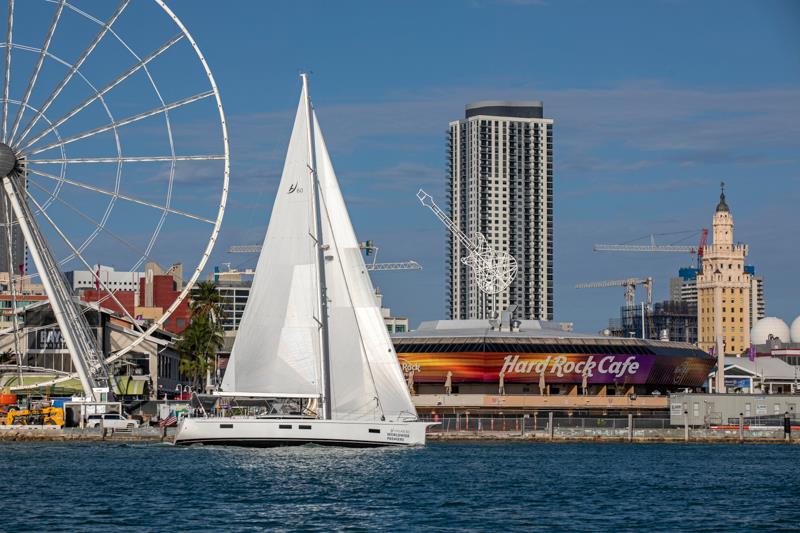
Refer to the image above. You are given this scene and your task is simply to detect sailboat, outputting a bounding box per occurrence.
[175,75,432,447]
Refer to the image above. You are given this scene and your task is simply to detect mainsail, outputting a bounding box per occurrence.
[222,78,416,422]
[220,88,321,397]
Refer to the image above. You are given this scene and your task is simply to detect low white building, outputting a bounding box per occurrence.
[65,264,144,293]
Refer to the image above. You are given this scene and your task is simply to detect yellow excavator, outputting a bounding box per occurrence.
[3,406,64,427]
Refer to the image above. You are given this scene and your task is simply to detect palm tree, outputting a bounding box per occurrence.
[190,281,222,324]
[176,282,225,391]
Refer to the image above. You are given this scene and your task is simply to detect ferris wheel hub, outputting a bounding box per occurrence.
[0,143,16,177]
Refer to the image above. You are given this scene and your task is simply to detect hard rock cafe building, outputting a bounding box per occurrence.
[392,320,715,416]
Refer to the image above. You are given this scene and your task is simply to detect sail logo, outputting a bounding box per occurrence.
[500,354,640,379]
[288,182,303,194]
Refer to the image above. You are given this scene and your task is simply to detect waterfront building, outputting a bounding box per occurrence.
[706,356,798,395]
[0,273,46,329]
[76,262,190,334]
[671,390,799,426]
[447,100,553,321]
[697,185,751,356]
[392,318,713,401]
[748,268,765,329]
[65,265,144,293]
[136,262,190,334]
[375,288,409,334]
[670,267,699,305]
[751,316,800,367]
[211,267,253,332]
[0,300,188,399]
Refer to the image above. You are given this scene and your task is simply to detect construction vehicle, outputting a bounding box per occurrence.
[3,406,64,427]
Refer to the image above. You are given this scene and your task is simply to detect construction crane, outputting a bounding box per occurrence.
[226,243,422,272]
[575,277,653,307]
[594,229,708,268]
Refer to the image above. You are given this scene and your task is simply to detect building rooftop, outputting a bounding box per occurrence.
[465,100,544,120]
[723,356,798,380]
[393,320,704,354]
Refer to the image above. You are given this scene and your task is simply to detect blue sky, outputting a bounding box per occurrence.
[163,0,799,332]
[17,0,793,333]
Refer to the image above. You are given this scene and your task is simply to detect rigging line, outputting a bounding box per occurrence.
[27,168,214,224]
[13,0,130,147]
[8,0,64,144]
[315,159,387,420]
[27,90,214,156]
[1,0,13,143]
[25,191,146,335]
[17,33,185,152]
[26,178,168,274]
[28,155,224,164]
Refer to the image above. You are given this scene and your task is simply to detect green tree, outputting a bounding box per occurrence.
[190,281,222,324]
[176,282,224,391]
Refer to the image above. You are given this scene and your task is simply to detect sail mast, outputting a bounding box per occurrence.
[302,73,333,420]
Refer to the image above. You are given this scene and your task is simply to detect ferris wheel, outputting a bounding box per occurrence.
[0,0,229,398]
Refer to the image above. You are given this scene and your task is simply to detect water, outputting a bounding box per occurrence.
[4,441,799,532]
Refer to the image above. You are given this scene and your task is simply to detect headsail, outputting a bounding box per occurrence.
[313,112,417,422]
[221,87,321,397]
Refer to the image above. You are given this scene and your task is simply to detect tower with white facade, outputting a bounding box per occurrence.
[447,101,553,320]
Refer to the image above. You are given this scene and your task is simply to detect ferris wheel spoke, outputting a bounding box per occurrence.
[7,1,65,145]
[28,154,225,165]
[24,191,146,334]
[2,0,14,143]
[13,0,130,148]
[25,178,168,295]
[17,33,185,152]
[28,168,215,224]
[26,90,214,156]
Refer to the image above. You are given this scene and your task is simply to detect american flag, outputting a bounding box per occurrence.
[159,414,178,427]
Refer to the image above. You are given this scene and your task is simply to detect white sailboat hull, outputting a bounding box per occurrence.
[174,417,434,447]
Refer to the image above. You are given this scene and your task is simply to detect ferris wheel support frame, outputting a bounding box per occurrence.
[3,174,107,400]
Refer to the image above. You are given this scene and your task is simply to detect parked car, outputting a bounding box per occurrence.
[86,413,140,429]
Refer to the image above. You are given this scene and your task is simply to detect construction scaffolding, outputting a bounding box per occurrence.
[616,301,697,344]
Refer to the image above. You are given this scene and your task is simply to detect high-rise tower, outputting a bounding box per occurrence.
[697,183,751,361]
[447,101,553,320]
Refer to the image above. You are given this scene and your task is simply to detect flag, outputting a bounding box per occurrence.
[159,414,178,427]
[748,345,755,362]
[709,344,715,356]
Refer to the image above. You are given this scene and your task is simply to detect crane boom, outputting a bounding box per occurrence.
[227,244,422,271]
[593,244,697,253]
[576,277,653,306]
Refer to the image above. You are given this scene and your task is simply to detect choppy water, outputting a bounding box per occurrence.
[3,441,799,532]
